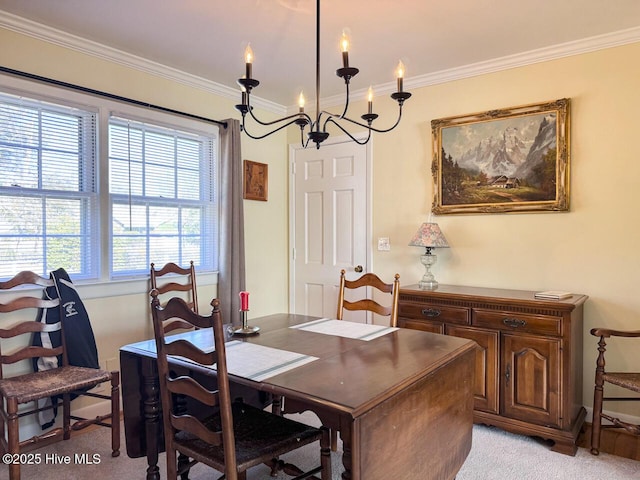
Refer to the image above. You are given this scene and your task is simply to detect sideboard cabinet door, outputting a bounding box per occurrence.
[446,325,499,414]
[501,333,561,427]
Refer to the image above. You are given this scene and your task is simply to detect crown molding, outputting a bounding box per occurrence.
[2,11,638,116]
[0,11,286,115]
[303,26,640,112]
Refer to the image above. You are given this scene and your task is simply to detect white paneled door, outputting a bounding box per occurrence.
[290,138,370,321]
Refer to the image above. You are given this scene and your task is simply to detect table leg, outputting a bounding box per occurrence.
[339,424,352,480]
[142,359,161,480]
[283,399,354,479]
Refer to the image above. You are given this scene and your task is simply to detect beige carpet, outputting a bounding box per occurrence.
[2,413,639,480]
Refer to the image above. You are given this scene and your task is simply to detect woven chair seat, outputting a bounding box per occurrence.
[175,402,323,472]
[603,372,640,393]
[0,365,112,404]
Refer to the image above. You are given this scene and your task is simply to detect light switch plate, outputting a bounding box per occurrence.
[377,237,390,251]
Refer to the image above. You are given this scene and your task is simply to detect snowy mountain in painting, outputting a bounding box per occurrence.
[454,114,556,180]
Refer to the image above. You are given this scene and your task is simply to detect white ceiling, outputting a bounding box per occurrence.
[1,0,640,108]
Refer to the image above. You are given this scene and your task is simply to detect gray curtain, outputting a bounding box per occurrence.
[218,118,245,326]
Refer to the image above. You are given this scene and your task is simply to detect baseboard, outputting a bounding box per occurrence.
[578,422,640,461]
[584,406,640,426]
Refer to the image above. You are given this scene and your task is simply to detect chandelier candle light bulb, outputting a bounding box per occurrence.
[341,31,350,68]
[367,86,374,114]
[396,60,405,93]
[244,44,253,79]
[298,91,305,113]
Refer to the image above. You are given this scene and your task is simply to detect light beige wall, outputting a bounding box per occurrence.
[0,28,289,389]
[317,42,639,418]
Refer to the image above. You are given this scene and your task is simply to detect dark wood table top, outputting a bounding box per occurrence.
[121,313,475,418]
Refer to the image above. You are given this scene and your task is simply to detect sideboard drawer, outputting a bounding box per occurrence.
[472,309,561,336]
[399,303,470,325]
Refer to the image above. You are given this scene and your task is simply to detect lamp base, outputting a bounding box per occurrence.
[418,279,439,290]
[418,253,439,290]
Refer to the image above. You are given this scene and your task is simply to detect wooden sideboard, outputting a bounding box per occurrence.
[398,284,588,455]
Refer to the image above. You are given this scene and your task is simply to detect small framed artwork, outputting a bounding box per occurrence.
[243,160,268,201]
[431,98,570,214]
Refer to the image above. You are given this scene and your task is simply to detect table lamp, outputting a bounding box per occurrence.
[408,222,449,290]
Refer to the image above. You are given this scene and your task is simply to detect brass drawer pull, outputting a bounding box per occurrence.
[422,308,441,318]
[503,317,527,328]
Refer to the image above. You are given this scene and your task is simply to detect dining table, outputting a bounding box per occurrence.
[120,313,476,480]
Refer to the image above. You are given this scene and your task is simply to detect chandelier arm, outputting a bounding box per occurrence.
[301,132,312,149]
[241,116,307,140]
[366,105,405,133]
[336,81,352,119]
[324,117,372,145]
[327,104,405,133]
[246,101,312,127]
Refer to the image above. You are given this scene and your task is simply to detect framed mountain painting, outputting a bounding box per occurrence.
[431,98,570,214]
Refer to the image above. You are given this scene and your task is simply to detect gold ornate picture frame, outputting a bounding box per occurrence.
[431,98,570,214]
[243,160,268,201]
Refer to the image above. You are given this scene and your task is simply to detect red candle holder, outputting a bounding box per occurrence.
[233,291,260,336]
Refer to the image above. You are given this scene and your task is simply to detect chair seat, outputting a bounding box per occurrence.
[603,372,640,393]
[175,402,323,472]
[0,365,112,404]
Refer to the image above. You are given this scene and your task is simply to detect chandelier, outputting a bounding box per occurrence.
[235,0,411,149]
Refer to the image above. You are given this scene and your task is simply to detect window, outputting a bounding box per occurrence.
[109,116,217,277]
[0,91,98,280]
[0,78,219,285]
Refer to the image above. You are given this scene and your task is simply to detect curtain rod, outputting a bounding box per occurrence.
[0,66,227,129]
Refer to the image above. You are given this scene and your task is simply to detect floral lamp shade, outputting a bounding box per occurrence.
[408,223,450,251]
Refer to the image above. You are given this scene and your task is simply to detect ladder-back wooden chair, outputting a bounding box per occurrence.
[336,269,400,327]
[0,271,120,480]
[150,291,331,480]
[590,327,640,455]
[332,269,400,449]
[150,261,199,333]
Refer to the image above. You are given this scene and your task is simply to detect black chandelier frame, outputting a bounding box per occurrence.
[235,0,411,149]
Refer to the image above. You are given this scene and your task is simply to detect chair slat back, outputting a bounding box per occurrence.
[150,261,199,333]
[0,271,64,379]
[336,270,400,327]
[150,291,237,471]
[150,261,199,313]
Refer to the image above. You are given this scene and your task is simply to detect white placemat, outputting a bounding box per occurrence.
[165,336,317,382]
[222,341,318,381]
[135,331,318,381]
[290,318,397,340]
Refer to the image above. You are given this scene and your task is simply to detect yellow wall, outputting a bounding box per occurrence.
[2,24,639,423]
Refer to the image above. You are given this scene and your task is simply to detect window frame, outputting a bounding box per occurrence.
[0,73,220,297]
[0,89,99,280]
[108,113,218,279]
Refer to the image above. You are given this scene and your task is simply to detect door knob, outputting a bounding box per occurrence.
[354,265,363,273]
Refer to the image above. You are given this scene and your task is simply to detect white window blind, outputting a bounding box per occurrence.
[109,115,217,278]
[0,92,98,280]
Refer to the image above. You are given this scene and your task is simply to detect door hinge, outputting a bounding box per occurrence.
[292,248,296,260]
